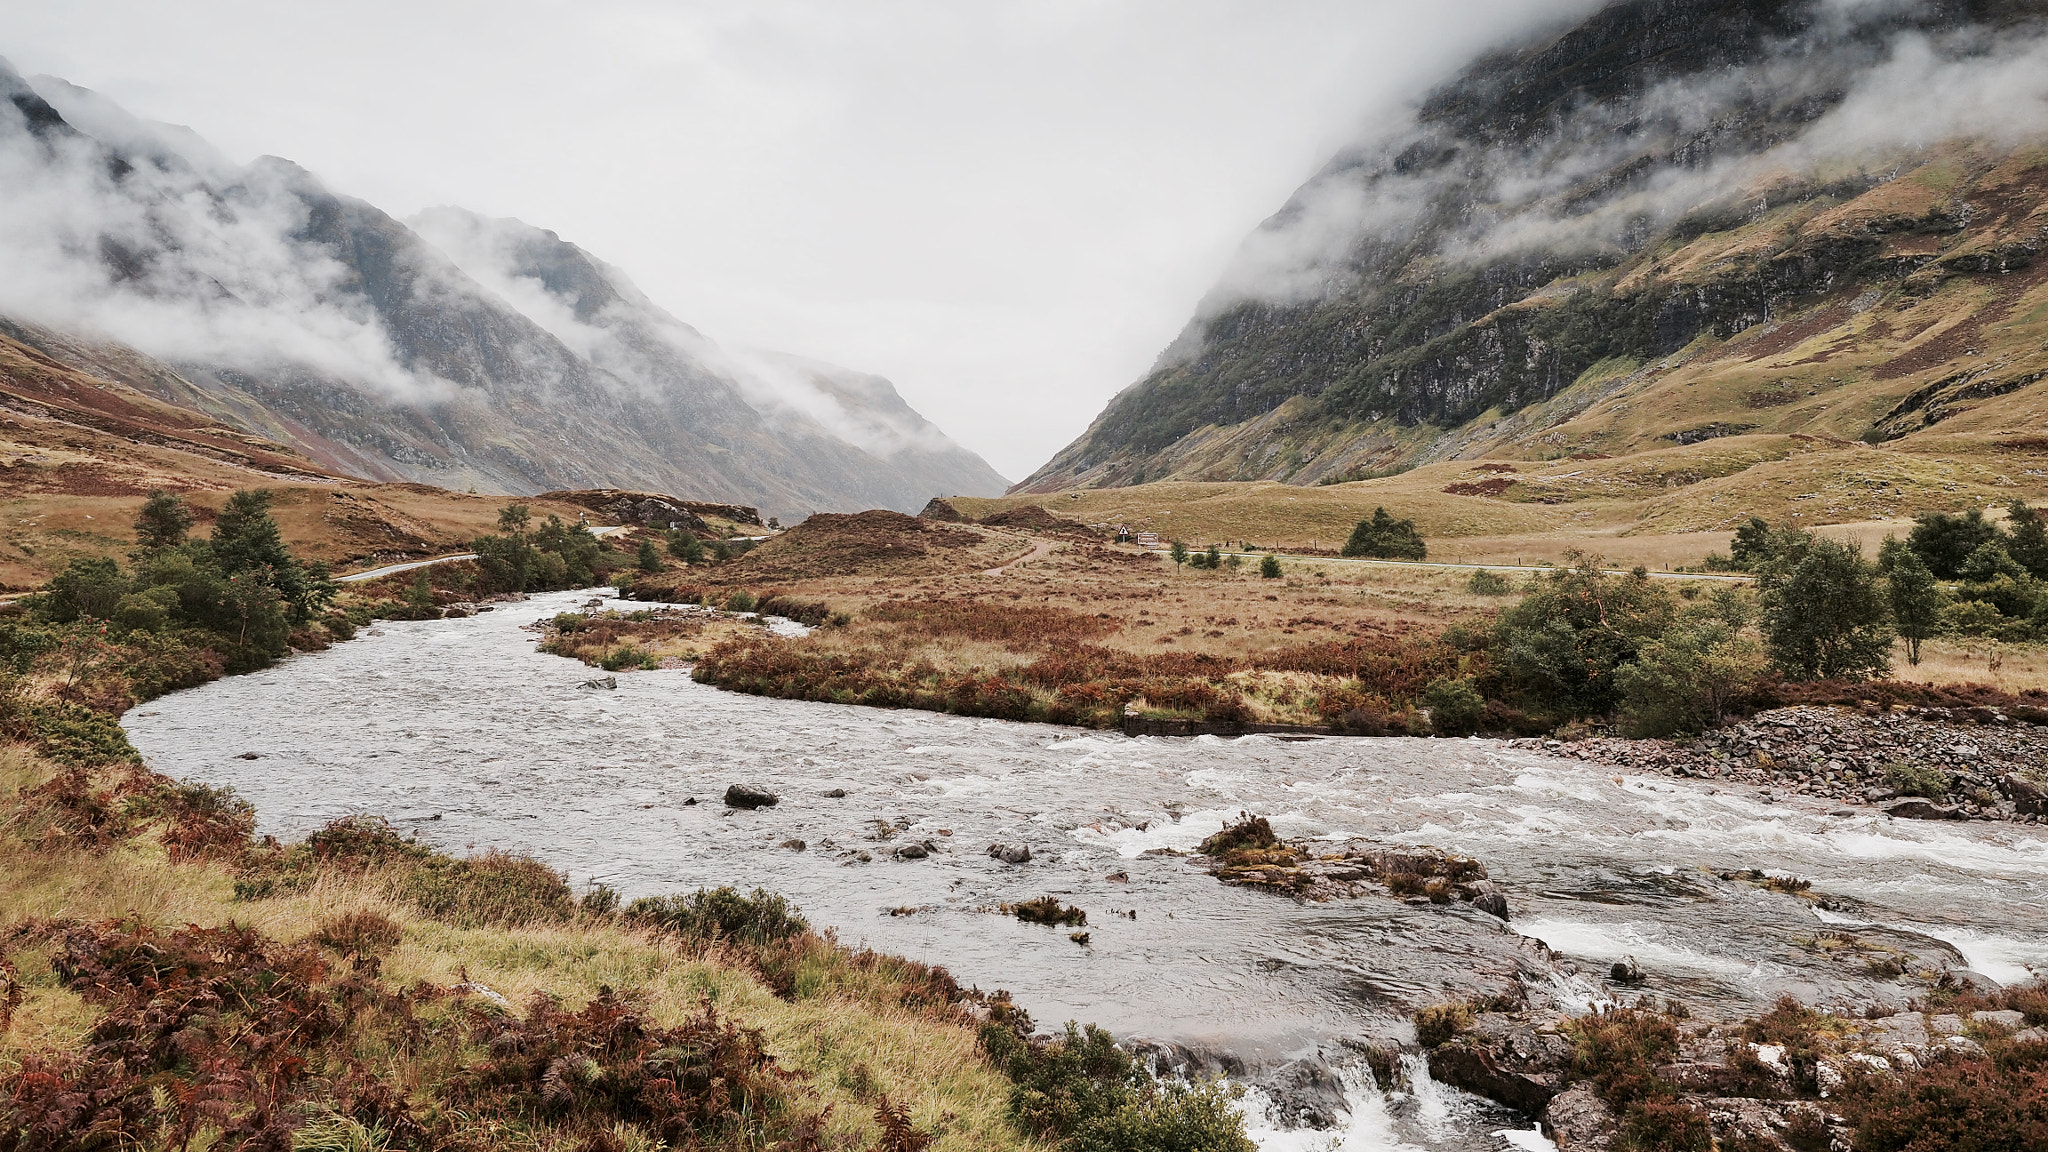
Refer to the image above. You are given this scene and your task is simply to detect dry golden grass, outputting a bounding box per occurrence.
[0,751,1045,1151]
[1892,637,2048,695]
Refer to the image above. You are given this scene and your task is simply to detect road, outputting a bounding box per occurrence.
[334,526,628,583]
[1144,547,1752,583]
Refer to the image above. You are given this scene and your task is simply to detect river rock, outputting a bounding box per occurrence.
[1610,956,1644,984]
[895,842,929,860]
[1543,1083,1615,1150]
[1472,892,1511,920]
[780,838,806,851]
[989,843,1032,864]
[724,783,779,809]
[579,675,618,690]
[2004,773,2048,815]
[1253,1057,1351,1130]
[823,788,848,798]
[1885,798,1958,820]
[1429,1040,1560,1115]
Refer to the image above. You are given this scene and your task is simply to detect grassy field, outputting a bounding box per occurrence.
[0,748,1047,1152]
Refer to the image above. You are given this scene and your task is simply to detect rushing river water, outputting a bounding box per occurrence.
[124,590,2048,1150]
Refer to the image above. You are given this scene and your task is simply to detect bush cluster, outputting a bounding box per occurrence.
[978,1012,1253,1152]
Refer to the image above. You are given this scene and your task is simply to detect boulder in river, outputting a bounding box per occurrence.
[1471,892,1511,920]
[895,843,929,860]
[1886,798,1959,820]
[579,675,618,690]
[1610,955,1644,984]
[724,784,779,809]
[780,838,806,851]
[988,843,1032,864]
[823,788,848,798]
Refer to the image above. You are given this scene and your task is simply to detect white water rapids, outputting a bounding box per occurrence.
[124,590,2048,1150]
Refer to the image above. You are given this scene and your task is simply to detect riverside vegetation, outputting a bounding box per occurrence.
[578,503,2048,758]
[0,493,1262,1151]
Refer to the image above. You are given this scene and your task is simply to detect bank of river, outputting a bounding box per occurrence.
[125,590,2048,1150]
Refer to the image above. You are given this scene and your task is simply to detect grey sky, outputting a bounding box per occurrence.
[6,0,1596,479]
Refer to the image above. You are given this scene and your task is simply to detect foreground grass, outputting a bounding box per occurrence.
[0,749,1049,1151]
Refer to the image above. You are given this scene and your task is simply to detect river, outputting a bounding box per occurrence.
[123,590,2048,1151]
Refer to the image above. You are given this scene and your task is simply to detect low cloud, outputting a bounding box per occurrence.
[1201,3,2048,311]
[0,62,442,401]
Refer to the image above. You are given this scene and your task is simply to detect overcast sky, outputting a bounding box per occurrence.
[6,0,1594,480]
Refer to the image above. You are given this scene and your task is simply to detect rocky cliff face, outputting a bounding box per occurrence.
[1021,0,2048,492]
[0,66,1006,520]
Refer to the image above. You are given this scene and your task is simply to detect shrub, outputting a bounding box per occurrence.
[978,1020,1255,1152]
[1342,508,1426,560]
[1198,815,1276,857]
[1615,621,1767,737]
[1012,896,1087,927]
[1466,569,1512,595]
[726,589,759,613]
[1415,1002,1474,1047]
[626,886,810,944]
[1422,676,1486,736]
[310,910,404,958]
[391,850,576,927]
[1492,557,1675,718]
[1885,761,1949,799]
[1259,554,1281,579]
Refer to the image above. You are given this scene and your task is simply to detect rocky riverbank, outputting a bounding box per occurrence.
[1513,705,2048,825]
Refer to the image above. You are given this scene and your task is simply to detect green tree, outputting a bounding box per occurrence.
[1492,557,1676,718]
[1729,517,1775,569]
[1422,677,1486,736]
[1203,545,1222,570]
[471,534,537,594]
[1906,508,2000,579]
[209,489,334,622]
[1259,554,1281,579]
[669,531,705,564]
[1342,507,1427,560]
[2005,500,2048,578]
[39,557,129,622]
[1882,540,1944,665]
[497,503,532,533]
[1169,540,1188,566]
[1758,536,1892,680]
[636,535,663,573]
[1615,621,1767,736]
[133,489,194,552]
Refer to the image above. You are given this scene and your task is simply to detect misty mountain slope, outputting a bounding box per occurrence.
[409,208,1009,512]
[1021,0,2048,494]
[0,62,1004,519]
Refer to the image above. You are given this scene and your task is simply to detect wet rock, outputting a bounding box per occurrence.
[823,788,848,798]
[779,838,806,851]
[682,796,697,806]
[895,842,929,860]
[1543,1083,1615,1151]
[723,783,779,809]
[988,842,1032,864]
[579,675,619,690]
[1105,870,1129,883]
[1429,1040,1560,1115]
[236,752,262,760]
[1253,1058,1352,1130]
[1610,955,1644,984]
[1472,892,1511,920]
[1885,798,1959,820]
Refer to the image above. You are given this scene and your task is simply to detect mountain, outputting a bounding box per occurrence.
[0,63,1006,521]
[1020,0,2048,496]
